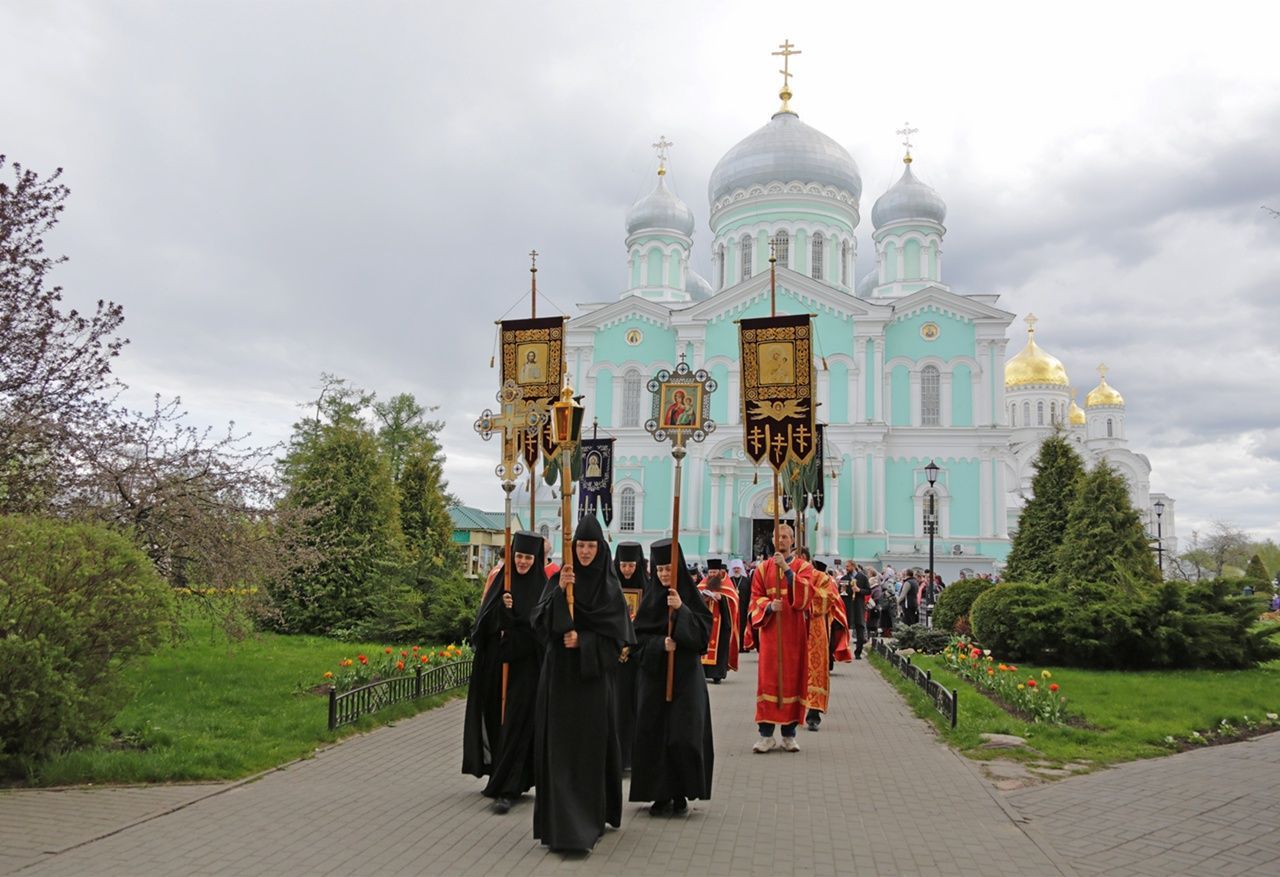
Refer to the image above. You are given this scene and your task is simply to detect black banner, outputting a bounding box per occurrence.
[738,314,816,469]
[576,437,614,526]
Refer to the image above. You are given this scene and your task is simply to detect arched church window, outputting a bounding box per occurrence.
[1050,401,1057,423]
[1037,401,1045,426]
[619,487,636,532]
[811,233,824,280]
[717,246,726,289]
[1010,404,1017,427]
[1107,418,1114,438]
[622,370,642,427]
[740,235,753,281]
[921,365,941,426]
[773,230,790,267]
[1023,402,1031,424]
[841,241,850,286]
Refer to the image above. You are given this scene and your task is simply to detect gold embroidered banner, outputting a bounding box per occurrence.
[500,316,565,460]
[739,314,816,470]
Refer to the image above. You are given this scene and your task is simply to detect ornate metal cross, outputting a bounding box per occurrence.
[773,39,801,87]
[474,380,541,483]
[897,122,918,158]
[652,135,673,172]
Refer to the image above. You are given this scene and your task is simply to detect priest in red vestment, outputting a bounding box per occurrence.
[800,556,852,731]
[747,523,813,753]
[697,559,739,683]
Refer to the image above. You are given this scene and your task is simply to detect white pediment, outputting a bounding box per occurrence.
[568,295,675,333]
[673,267,892,327]
[887,285,1016,325]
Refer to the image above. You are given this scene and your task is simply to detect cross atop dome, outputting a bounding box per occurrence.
[772,38,801,114]
[1025,312,1039,334]
[1097,362,1108,379]
[652,135,673,176]
[897,122,919,164]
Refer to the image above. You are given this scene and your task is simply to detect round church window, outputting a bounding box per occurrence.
[625,328,643,346]
[920,322,940,341]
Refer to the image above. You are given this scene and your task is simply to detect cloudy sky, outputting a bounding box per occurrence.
[4,1,1278,543]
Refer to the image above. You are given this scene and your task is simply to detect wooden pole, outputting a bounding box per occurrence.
[529,250,538,529]
[667,439,687,702]
[769,243,784,702]
[561,444,574,619]
[500,478,515,723]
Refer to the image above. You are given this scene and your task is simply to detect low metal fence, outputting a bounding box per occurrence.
[872,638,958,728]
[328,658,473,730]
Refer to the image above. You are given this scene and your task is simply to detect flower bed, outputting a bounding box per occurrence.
[323,643,472,693]
[941,639,1070,724]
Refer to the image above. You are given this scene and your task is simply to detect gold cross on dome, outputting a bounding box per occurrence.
[1097,363,1109,380]
[1024,312,1038,333]
[773,39,801,87]
[652,135,673,175]
[897,123,919,161]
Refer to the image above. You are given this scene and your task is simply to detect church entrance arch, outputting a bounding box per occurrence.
[741,485,793,562]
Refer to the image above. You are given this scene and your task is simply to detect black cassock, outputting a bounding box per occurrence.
[532,516,634,852]
[628,538,714,805]
[613,542,648,772]
[461,531,545,798]
[734,573,752,648]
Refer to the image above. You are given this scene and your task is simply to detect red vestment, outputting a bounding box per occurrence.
[749,556,812,725]
[805,571,852,713]
[697,580,740,672]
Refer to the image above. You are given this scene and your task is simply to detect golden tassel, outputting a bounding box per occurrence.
[753,470,759,485]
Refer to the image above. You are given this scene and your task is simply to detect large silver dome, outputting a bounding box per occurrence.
[687,269,714,301]
[626,174,695,236]
[709,111,862,206]
[871,162,946,229]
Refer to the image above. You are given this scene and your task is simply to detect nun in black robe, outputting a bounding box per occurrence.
[531,515,635,852]
[461,530,546,812]
[613,541,648,772]
[628,538,714,815]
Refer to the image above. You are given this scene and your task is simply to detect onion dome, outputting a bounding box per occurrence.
[626,172,695,236]
[687,269,714,301]
[709,110,862,206]
[871,159,947,228]
[1004,314,1070,388]
[1085,365,1125,407]
[1068,392,1087,425]
[855,268,877,297]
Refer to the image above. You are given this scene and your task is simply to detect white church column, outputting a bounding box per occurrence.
[828,464,841,554]
[909,370,922,427]
[993,457,1009,538]
[979,454,993,538]
[854,338,867,420]
[727,371,740,426]
[687,453,704,541]
[722,474,735,556]
[873,339,885,422]
[818,369,830,418]
[873,447,886,533]
[709,471,721,553]
[851,449,865,532]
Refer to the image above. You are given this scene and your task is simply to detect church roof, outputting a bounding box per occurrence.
[626,172,695,237]
[1085,370,1125,407]
[872,159,947,228]
[709,110,861,206]
[1005,317,1070,388]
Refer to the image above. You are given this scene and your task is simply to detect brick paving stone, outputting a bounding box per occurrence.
[0,653,1133,875]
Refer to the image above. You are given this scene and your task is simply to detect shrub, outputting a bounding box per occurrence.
[0,515,175,771]
[421,571,482,644]
[893,624,951,654]
[969,583,1066,663]
[931,578,994,634]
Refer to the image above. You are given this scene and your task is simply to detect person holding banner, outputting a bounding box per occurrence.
[462,531,547,812]
[698,558,740,684]
[629,538,714,816]
[532,515,633,853]
[747,522,813,753]
[613,541,648,772]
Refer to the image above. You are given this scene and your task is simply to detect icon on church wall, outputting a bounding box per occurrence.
[758,341,795,385]
[920,322,940,341]
[625,328,643,346]
[516,343,548,384]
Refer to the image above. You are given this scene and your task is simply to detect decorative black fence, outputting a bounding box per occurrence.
[328,658,473,730]
[872,639,958,728]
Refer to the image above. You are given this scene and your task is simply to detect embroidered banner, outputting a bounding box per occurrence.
[738,314,816,469]
[500,316,565,462]
[780,421,825,513]
[577,437,615,525]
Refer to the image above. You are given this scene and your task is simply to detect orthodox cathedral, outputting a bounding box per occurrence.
[528,53,1176,576]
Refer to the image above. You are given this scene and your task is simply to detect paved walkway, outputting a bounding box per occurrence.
[3,654,1277,876]
[3,653,1064,876]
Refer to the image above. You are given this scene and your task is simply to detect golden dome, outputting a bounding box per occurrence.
[1004,314,1070,389]
[1067,391,1087,425]
[1085,364,1125,407]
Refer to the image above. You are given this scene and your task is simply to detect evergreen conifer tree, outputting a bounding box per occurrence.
[1004,431,1085,583]
[1244,553,1270,585]
[1055,460,1160,586]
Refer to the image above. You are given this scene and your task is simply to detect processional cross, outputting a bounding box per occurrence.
[474,380,541,483]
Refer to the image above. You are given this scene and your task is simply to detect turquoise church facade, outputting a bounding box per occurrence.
[525,86,1175,576]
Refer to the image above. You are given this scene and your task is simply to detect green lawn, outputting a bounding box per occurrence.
[869,649,1280,768]
[27,620,464,787]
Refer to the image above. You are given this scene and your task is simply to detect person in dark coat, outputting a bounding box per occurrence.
[629,538,714,816]
[532,515,634,853]
[850,564,872,658]
[732,560,753,651]
[613,541,648,772]
[461,530,546,813]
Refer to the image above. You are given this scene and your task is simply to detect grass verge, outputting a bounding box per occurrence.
[20,618,465,787]
[868,648,1280,769]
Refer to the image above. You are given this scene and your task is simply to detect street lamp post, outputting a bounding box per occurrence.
[925,460,940,592]
[1152,499,1165,577]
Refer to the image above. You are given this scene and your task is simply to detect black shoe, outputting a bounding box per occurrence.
[806,720,819,732]
[493,797,513,814]
[649,800,672,816]
[671,797,688,814]
[712,678,721,684]
[855,653,863,660]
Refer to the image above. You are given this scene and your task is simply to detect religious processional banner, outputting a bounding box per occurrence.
[781,421,825,514]
[738,314,816,469]
[499,316,565,464]
[577,437,614,526]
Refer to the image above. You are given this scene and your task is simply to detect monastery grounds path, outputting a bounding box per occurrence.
[3,653,1278,877]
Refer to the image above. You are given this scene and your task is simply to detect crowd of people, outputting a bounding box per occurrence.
[461,517,972,854]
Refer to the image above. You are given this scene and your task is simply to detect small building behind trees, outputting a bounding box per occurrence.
[450,506,526,579]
